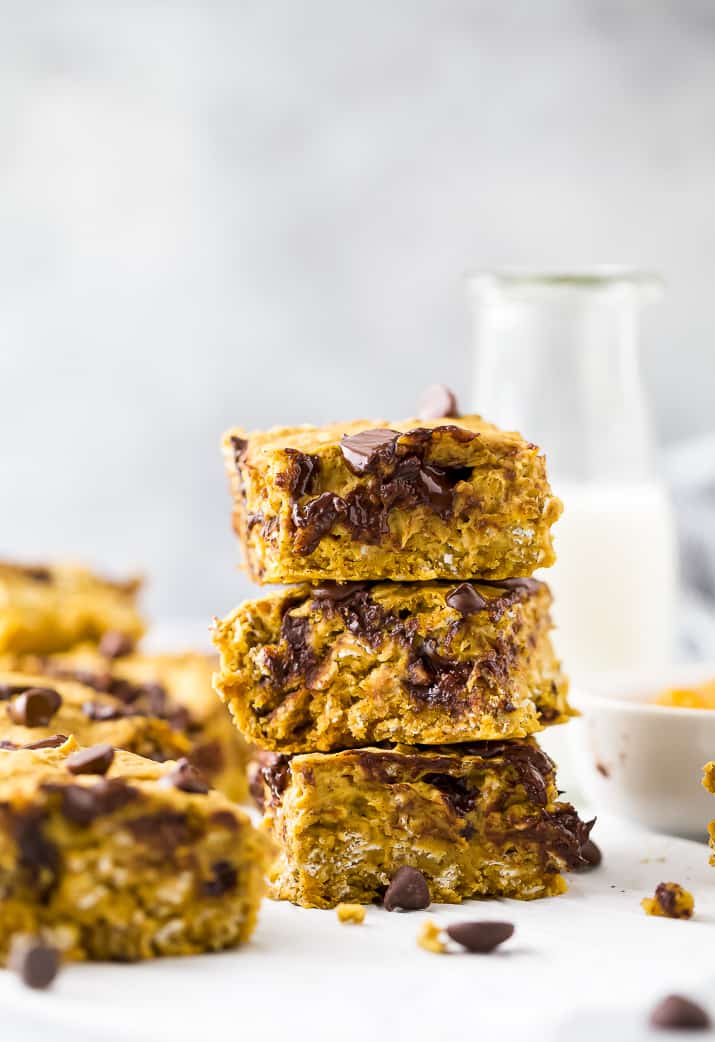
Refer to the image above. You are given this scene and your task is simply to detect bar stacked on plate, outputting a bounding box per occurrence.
[213,390,593,908]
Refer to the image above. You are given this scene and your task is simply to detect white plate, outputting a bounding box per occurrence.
[2,813,714,1042]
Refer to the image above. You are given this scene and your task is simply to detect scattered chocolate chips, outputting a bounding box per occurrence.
[202,860,238,897]
[99,630,135,659]
[418,384,459,420]
[8,936,60,990]
[383,866,431,911]
[161,757,210,794]
[445,582,488,616]
[446,920,514,953]
[650,995,710,1031]
[7,687,62,727]
[66,743,115,776]
[339,429,399,475]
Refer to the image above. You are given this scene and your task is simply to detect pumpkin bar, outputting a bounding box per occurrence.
[256,739,592,908]
[223,415,562,584]
[212,577,570,753]
[0,738,270,962]
[4,650,251,802]
[0,672,190,763]
[702,761,715,861]
[0,561,144,655]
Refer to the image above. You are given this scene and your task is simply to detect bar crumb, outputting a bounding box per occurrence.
[336,903,365,924]
[417,919,447,954]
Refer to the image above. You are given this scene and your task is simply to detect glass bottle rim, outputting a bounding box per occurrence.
[469,267,663,293]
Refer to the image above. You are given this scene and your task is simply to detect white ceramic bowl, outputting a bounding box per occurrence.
[569,664,715,840]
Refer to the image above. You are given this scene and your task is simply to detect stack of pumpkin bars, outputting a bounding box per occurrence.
[213,387,595,909]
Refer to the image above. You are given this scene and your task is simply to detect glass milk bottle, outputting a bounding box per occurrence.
[469,271,678,680]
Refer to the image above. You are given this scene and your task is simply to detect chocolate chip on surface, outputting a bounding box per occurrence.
[66,743,115,776]
[418,384,459,420]
[8,687,62,727]
[445,582,488,615]
[383,866,431,911]
[339,429,398,474]
[578,838,602,869]
[446,920,514,953]
[650,995,710,1030]
[9,935,60,990]
[162,757,210,794]
[99,631,135,659]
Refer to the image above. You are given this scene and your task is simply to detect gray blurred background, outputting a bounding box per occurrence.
[1,1,714,622]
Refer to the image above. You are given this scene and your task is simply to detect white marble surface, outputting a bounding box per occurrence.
[2,2,715,619]
[0,815,713,1042]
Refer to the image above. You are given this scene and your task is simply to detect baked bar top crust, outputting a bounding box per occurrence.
[213,577,571,752]
[0,561,144,655]
[223,415,562,583]
[257,739,592,908]
[3,649,251,802]
[0,738,270,962]
[0,671,190,764]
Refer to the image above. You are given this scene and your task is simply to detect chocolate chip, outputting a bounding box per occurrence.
[0,684,37,701]
[161,758,210,794]
[22,734,68,751]
[82,701,130,722]
[8,687,62,727]
[339,429,398,475]
[383,866,430,911]
[66,743,115,776]
[445,583,488,615]
[312,581,371,602]
[128,812,192,851]
[49,778,137,825]
[446,921,514,953]
[578,838,602,869]
[230,435,248,466]
[480,577,542,594]
[99,631,135,659]
[202,860,237,897]
[22,567,52,583]
[650,995,710,1030]
[9,936,60,990]
[418,384,459,420]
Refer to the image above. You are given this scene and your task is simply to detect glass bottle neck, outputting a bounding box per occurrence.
[469,275,659,485]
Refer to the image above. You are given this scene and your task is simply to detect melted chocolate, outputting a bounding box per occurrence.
[290,425,477,556]
[405,639,473,710]
[423,773,477,816]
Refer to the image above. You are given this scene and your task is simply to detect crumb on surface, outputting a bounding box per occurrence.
[641,882,694,920]
[336,903,365,924]
[417,919,447,954]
